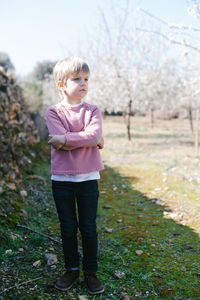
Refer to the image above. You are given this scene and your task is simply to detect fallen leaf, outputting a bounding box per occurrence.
[33,260,41,267]
[6,183,16,190]
[9,233,23,241]
[121,292,130,300]
[103,205,112,209]
[105,227,113,233]
[114,270,126,278]
[78,296,88,300]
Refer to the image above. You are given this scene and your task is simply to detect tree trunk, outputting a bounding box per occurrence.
[195,108,200,155]
[150,107,154,128]
[126,100,132,141]
[188,106,193,133]
[102,110,106,120]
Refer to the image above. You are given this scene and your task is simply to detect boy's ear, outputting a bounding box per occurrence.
[57,81,64,88]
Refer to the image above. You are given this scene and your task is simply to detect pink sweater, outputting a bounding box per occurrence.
[45,100,104,175]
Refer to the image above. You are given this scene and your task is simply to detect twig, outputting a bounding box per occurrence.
[0,275,43,295]
[140,8,200,32]
[16,224,61,244]
[136,28,200,53]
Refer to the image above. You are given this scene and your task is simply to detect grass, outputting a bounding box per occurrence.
[1,152,200,299]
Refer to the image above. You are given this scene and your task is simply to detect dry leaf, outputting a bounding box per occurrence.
[121,292,130,300]
[6,183,16,190]
[114,270,126,279]
[105,227,113,233]
[103,205,112,209]
[78,296,88,300]
[33,260,41,267]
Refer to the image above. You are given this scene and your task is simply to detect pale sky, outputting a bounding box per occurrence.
[1,0,199,77]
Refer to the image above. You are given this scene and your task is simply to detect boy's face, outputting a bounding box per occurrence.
[62,71,89,103]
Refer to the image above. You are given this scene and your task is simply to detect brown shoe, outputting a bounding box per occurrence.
[84,272,104,294]
[54,269,80,291]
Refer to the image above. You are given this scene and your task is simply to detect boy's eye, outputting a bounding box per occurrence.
[73,78,79,80]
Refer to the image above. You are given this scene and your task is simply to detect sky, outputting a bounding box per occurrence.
[1,0,199,77]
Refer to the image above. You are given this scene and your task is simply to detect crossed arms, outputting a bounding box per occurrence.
[45,106,104,151]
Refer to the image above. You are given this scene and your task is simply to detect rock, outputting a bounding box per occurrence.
[117,219,122,223]
[135,250,144,255]
[5,249,12,255]
[0,69,40,218]
[105,227,113,233]
[18,248,24,252]
[0,69,40,190]
[45,253,57,266]
[20,190,27,197]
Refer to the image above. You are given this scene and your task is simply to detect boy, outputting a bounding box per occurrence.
[45,57,105,295]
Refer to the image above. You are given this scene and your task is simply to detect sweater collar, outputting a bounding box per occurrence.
[61,99,85,109]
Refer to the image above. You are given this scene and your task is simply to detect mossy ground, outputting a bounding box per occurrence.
[0,154,200,299]
[1,116,200,299]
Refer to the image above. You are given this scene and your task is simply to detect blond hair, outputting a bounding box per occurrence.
[53,57,90,83]
[53,57,90,99]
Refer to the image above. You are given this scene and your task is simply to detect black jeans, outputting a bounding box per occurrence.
[52,179,99,273]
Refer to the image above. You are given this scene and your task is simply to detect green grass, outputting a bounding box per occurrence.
[1,154,200,299]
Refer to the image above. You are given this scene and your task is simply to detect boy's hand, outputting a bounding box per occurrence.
[48,134,66,150]
[97,137,104,149]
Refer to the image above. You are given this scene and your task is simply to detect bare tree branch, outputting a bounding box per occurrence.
[16,224,61,244]
[136,27,200,52]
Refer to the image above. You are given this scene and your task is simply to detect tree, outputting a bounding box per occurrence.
[0,52,15,72]
[31,60,56,81]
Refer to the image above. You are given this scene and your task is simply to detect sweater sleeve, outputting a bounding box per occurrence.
[45,107,80,150]
[64,106,102,147]
[45,106,102,148]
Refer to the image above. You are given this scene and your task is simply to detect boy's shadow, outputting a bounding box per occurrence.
[96,165,200,299]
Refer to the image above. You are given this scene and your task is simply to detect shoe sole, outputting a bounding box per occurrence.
[54,278,80,291]
[87,287,105,295]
